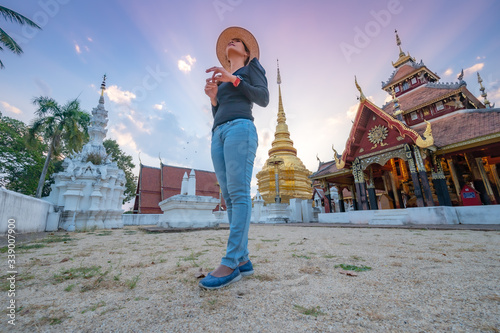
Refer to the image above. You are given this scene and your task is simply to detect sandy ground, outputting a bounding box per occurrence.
[2,224,499,332]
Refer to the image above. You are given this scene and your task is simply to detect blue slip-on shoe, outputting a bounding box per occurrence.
[198,268,241,290]
[239,260,254,277]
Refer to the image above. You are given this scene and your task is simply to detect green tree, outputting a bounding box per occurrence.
[0,5,41,68]
[103,139,137,204]
[29,97,90,198]
[0,115,48,195]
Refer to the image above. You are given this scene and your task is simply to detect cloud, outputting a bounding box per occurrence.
[0,101,22,115]
[443,68,453,76]
[464,63,484,77]
[178,55,196,73]
[87,37,93,42]
[153,102,165,110]
[346,102,359,120]
[489,87,500,102]
[105,85,136,105]
[110,127,139,152]
[383,93,393,105]
[75,43,81,54]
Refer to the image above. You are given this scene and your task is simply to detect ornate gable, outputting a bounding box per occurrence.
[338,99,433,168]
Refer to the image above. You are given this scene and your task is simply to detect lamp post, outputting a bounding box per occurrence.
[268,155,284,203]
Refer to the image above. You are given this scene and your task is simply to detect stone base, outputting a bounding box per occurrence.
[266,203,290,223]
[158,195,219,229]
[213,211,229,223]
[59,209,124,231]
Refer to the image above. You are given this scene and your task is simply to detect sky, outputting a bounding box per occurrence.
[1,0,500,206]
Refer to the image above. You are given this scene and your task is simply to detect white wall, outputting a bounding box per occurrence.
[122,214,161,226]
[0,188,54,233]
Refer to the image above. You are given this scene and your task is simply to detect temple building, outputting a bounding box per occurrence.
[311,31,500,211]
[133,163,223,214]
[256,62,313,204]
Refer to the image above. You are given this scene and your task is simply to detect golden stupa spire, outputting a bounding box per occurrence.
[477,72,492,108]
[256,60,312,204]
[268,60,297,157]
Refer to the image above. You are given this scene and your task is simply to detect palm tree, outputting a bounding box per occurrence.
[29,97,90,198]
[0,5,41,68]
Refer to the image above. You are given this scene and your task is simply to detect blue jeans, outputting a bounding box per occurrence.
[211,119,258,270]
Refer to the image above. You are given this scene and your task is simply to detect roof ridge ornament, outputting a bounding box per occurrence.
[392,30,415,68]
[395,29,405,57]
[477,72,492,108]
[332,145,345,170]
[355,75,366,102]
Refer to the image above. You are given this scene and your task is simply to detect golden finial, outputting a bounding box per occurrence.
[395,29,404,57]
[277,59,282,85]
[477,72,491,108]
[331,145,345,170]
[355,76,366,101]
[100,74,107,97]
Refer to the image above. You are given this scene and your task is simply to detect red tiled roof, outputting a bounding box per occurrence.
[383,85,459,114]
[133,164,222,214]
[310,160,343,179]
[411,109,500,148]
[383,64,418,87]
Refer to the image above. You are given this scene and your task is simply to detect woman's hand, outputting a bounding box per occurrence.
[204,77,218,106]
[206,66,237,84]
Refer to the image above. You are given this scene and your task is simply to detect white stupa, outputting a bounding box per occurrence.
[45,76,126,231]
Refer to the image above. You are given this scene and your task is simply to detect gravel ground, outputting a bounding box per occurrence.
[3,225,500,332]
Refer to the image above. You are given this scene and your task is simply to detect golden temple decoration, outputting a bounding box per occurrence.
[256,61,312,204]
[477,72,492,108]
[332,145,345,170]
[355,75,366,102]
[368,125,389,149]
[392,29,415,68]
[415,120,434,148]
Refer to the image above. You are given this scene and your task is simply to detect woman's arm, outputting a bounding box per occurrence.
[237,58,269,107]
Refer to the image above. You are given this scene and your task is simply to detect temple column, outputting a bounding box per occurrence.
[388,162,402,208]
[490,164,500,202]
[404,144,425,207]
[352,158,369,210]
[431,155,452,206]
[465,153,491,205]
[475,157,497,204]
[336,186,345,212]
[446,158,462,205]
[414,146,434,206]
[349,184,358,211]
[366,167,378,210]
[322,180,332,213]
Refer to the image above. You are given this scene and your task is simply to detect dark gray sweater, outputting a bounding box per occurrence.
[212,57,269,131]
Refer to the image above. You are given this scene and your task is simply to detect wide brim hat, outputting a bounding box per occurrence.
[216,26,259,72]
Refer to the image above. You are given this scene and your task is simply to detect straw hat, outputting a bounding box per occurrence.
[216,26,259,72]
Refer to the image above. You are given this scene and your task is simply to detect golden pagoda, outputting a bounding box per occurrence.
[256,61,313,204]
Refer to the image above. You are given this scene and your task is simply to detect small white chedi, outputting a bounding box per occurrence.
[45,76,126,231]
[158,169,220,228]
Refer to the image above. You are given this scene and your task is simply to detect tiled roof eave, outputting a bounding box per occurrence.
[402,88,463,114]
[436,132,500,155]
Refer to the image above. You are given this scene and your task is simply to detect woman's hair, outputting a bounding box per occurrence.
[241,40,250,66]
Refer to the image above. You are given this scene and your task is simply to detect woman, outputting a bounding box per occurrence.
[200,26,269,289]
